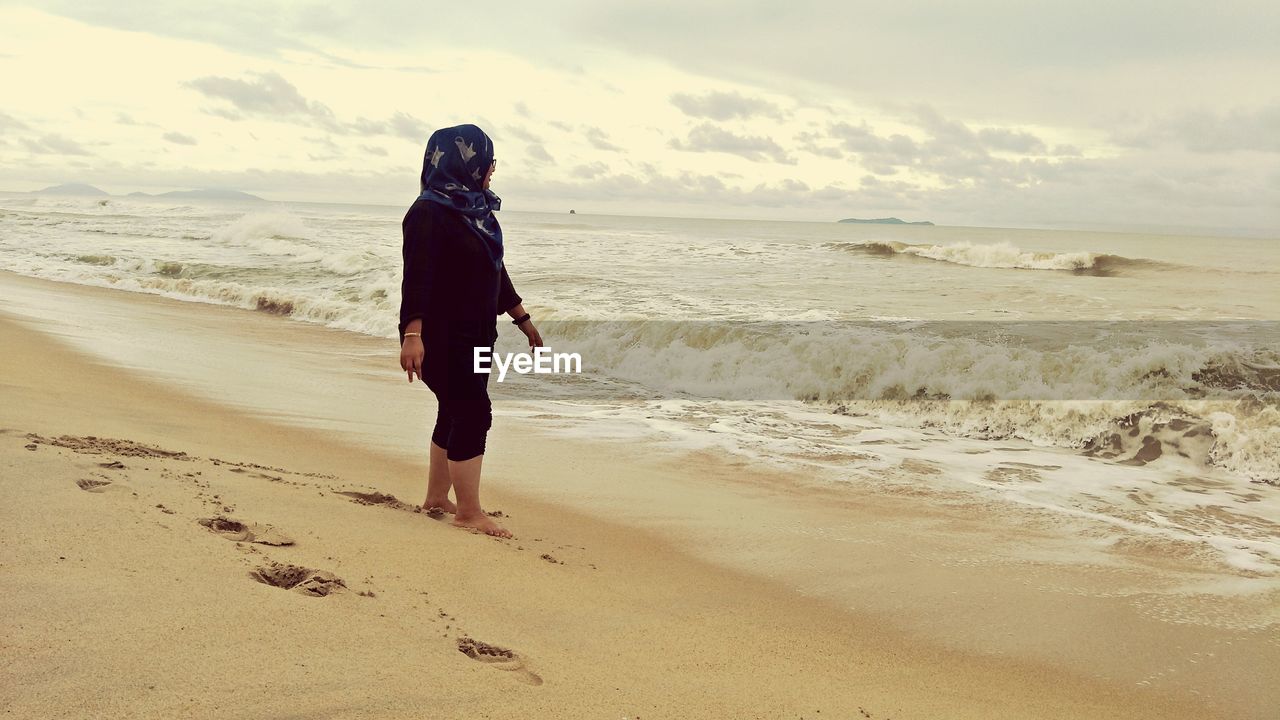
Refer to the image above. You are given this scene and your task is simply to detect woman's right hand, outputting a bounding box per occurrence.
[400,337,425,383]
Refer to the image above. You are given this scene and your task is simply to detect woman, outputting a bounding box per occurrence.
[398,124,541,538]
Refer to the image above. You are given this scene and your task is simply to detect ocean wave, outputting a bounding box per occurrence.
[209,211,311,251]
[514,320,1279,482]
[2,256,400,338]
[826,239,1181,275]
[107,273,399,332]
[538,320,1278,400]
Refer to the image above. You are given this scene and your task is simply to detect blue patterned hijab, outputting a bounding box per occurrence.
[417,124,503,267]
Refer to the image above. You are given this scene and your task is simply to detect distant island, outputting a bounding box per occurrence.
[128,188,266,202]
[838,217,934,226]
[34,183,109,196]
[34,183,265,202]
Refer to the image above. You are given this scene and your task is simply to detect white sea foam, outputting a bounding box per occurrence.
[209,211,311,251]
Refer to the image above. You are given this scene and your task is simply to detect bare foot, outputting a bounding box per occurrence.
[453,512,513,538]
[422,497,457,515]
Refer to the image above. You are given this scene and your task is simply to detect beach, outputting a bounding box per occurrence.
[2,266,1277,718]
[5,3,1278,715]
[4,1,1278,716]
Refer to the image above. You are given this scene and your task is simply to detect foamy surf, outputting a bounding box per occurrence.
[827,239,1179,275]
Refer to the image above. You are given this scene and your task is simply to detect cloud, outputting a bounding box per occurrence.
[185,71,340,129]
[583,126,623,152]
[387,112,431,142]
[185,72,431,142]
[794,130,844,159]
[503,124,543,143]
[828,122,918,164]
[573,3,1280,130]
[304,135,341,154]
[10,3,1277,233]
[36,2,316,58]
[976,128,1048,154]
[819,108,1069,187]
[1,111,30,132]
[1114,104,1280,153]
[669,123,795,164]
[526,143,555,164]
[35,1,1279,134]
[572,161,609,179]
[349,111,431,143]
[359,144,389,157]
[162,132,198,145]
[204,106,245,122]
[22,134,92,156]
[670,91,786,121]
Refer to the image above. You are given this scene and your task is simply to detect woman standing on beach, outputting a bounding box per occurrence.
[398,124,541,538]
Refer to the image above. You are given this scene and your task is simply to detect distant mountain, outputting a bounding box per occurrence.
[838,217,934,226]
[32,184,266,202]
[35,183,109,196]
[130,188,266,202]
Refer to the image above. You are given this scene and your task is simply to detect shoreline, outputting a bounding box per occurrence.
[2,270,1275,718]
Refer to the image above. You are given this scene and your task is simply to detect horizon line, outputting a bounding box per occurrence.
[2,184,1275,242]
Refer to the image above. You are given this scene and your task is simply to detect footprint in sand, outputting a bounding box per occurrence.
[76,478,113,492]
[227,467,286,483]
[332,490,462,520]
[249,561,345,596]
[29,433,190,460]
[333,490,418,512]
[456,637,543,686]
[198,516,295,546]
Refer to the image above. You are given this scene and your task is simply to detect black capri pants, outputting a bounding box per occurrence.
[428,337,493,462]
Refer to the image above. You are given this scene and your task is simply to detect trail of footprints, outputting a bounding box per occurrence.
[23,430,546,686]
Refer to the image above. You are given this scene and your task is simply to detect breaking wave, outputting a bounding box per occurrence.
[827,239,1183,275]
[524,319,1280,483]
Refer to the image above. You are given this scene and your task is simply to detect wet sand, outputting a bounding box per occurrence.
[1,270,1276,719]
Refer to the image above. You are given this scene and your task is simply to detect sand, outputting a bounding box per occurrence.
[1,271,1276,719]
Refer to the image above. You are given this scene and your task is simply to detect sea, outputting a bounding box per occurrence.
[1,192,1277,573]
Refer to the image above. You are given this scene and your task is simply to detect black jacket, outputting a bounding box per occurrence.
[398,199,521,383]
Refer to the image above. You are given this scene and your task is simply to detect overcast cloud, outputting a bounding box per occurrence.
[670,91,787,121]
[1,1,1277,234]
[670,123,796,164]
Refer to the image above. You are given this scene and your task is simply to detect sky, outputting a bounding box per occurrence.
[1,1,1277,235]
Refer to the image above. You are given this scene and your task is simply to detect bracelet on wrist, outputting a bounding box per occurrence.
[511,313,531,326]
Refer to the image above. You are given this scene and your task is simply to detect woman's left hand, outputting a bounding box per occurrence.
[518,320,543,349]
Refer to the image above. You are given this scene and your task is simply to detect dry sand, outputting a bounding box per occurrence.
[1,272,1276,719]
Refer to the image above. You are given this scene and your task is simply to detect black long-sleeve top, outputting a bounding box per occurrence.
[398,198,521,379]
